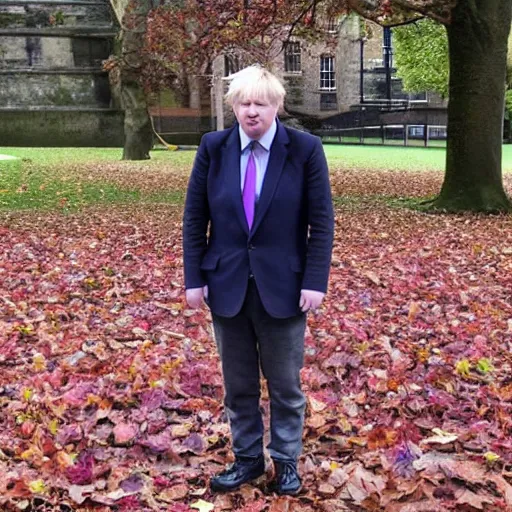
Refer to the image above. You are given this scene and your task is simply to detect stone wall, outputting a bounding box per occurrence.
[0,0,123,147]
[0,109,124,146]
[282,14,361,116]
[0,72,111,107]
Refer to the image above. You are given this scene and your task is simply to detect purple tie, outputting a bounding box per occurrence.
[243,142,256,229]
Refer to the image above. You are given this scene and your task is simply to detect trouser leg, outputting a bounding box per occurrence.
[212,307,263,458]
[249,282,307,461]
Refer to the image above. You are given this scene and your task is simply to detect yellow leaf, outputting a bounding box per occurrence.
[29,480,47,494]
[347,437,367,447]
[190,499,215,512]
[22,388,34,402]
[55,450,75,468]
[207,434,219,445]
[161,358,182,374]
[455,359,471,377]
[484,451,500,464]
[21,446,41,460]
[330,461,339,470]
[48,419,59,435]
[33,353,46,371]
[17,325,34,335]
[16,414,27,425]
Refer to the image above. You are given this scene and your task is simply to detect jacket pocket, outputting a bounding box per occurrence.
[200,253,220,271]
[289,256,304,273]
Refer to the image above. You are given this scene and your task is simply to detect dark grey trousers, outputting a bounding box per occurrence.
[212,279,306,462]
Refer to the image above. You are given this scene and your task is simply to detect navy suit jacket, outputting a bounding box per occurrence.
[183,120,334,318]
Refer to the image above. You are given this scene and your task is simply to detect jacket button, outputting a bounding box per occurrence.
[248,244,254,251]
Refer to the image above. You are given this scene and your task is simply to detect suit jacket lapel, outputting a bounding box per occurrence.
[251,121,290,235]
[221,125,249,234]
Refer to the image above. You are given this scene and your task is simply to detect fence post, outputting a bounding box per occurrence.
[424,124,428,147]
[404,124,408,146]
[381,125,385,145]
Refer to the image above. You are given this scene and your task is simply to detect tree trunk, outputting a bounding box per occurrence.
[432,0,512,212]
[120,0,152,160]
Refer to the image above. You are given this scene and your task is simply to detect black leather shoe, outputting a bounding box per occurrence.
[210,456,265,492]
[274,460,302,496]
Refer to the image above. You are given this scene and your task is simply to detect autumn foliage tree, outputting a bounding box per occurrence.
[138,0,512,213]
[142,0,315,94]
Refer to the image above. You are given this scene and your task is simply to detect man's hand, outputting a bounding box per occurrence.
[186,286,208,309]
[300,289,325,312]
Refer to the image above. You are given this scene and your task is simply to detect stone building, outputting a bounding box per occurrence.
[209,14,362,132]
[0,0,123,146]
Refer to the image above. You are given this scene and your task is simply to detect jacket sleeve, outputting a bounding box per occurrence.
[182,136,211,289]
[301,137,335,293]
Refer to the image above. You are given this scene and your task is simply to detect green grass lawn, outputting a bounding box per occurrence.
[323,144,512,172]
[0,148,186,211]
[1,144,511,211]
[3,144,512,172]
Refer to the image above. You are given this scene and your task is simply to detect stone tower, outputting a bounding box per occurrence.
[0,0,123,146]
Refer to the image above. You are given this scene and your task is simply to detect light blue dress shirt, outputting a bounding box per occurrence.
[239,119,277,199]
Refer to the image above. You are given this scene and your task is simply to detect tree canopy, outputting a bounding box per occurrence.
[393,18,449,98]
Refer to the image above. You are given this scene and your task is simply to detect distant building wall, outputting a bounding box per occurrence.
[0,0,123,147]
[0,109,124,147]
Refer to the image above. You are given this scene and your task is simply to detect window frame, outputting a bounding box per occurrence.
[284,41,301,74]
[320,55,336,91]
[326,17,339,33]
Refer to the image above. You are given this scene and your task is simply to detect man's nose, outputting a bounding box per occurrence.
[248,104,257,116]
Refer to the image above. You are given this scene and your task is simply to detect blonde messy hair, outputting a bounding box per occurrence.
[224,65,286,109]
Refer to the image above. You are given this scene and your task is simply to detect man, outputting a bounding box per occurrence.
[183,65,334,495]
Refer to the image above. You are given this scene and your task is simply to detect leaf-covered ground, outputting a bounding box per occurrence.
[0,163,512,512]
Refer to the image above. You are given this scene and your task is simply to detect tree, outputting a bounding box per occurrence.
[393,18,449,98]
[143,0,313,90]
[321,0,511,212]
[105,0,154,160]
[118,0,153,160]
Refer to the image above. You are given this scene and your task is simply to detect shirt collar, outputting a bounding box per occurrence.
[239,119,277,153]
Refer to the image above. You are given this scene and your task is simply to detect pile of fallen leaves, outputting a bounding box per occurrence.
[0,167,511,511]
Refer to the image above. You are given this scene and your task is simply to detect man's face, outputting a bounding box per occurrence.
[233,96,279,140]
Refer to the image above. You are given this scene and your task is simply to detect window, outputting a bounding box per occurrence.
[284,42,301,73]
[224,54,240,77]
[320,55,335,90]
[320,93,337,111]
[326,17,339,33]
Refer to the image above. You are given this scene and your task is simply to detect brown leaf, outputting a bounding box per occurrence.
[455,488,494,510]
[157,484,189,502]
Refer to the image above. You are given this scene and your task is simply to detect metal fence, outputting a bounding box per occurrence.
[317,123,447,148]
